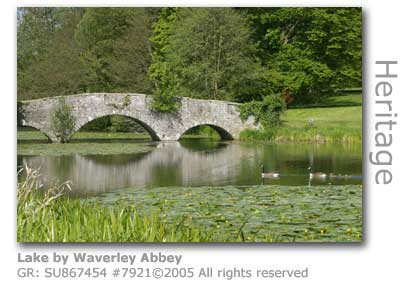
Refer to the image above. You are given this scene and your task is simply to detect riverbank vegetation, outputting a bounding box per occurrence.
[17,130,154,155]
[17,128,226,155]
[18,167,362,242]
[240,94,362,143]
[17,130,149,142]
[17,141,154,156]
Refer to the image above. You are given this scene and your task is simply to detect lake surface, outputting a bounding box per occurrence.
[18,139,362,195]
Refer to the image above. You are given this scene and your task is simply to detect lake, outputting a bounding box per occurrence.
[18,138,362,195]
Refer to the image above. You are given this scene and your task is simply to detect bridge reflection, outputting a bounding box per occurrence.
[19,141,261,195]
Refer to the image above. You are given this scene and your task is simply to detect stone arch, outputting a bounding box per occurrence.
[178,123,234,140]
[74,114,161,141]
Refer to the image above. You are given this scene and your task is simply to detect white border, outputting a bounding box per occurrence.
[2,1,409,289]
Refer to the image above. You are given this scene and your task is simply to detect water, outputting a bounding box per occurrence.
[18,139,362,195]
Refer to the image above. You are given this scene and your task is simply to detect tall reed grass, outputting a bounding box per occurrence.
[18,167,277,242]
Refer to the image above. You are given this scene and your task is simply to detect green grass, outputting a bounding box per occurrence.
[17,130,150,141]
[18,194,225,242]
[18,129,220,142]
[240,94,362,143]
[182,125,221,140]
[17,131,156,156]
[17,142,156,156]
[16,167,273,242]
[18,167,362,242]
[17,130,219,156]
[290,93,362,108]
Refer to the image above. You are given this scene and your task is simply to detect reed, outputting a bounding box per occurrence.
[17,167,276,242]
[17,167,361,243]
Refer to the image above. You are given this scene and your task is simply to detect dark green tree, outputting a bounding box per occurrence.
[17,8,57,72]
[75,8,155,93]
[18,8,87,100]
[245,7,362,104]
[149,8,266,112]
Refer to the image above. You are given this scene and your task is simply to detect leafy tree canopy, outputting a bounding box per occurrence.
[149,8,267,112]
[245,7,362,103]
[18,7,361,111]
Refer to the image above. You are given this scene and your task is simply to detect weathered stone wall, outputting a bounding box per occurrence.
[19,93,261,142]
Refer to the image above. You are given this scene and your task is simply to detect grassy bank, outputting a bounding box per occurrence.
[17,131,155,156]
[17,130,150,142]
[18,167,362,242]
[17,141,155,156]
[240,94,362,143]
[17,130,220,156]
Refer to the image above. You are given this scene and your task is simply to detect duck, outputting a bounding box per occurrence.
[308,166,327,179]
[261,165,280,178]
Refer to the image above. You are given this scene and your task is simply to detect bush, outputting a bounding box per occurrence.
[239,94,285,128]
[50,98,76,143]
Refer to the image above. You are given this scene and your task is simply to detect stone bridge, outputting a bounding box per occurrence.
[18,93,261,142]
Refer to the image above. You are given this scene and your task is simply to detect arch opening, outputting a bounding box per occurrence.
[75,114,160,141]
[179,124,234,140]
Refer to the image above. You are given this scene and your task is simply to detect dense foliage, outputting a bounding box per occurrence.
[18,7,361,117]
[240,94,285,128]
[246,7,362,104]
[17,8,156,100]
[149,8,266,111]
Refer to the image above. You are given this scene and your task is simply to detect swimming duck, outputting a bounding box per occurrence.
[308,166,327,179]
[261,165,280,178]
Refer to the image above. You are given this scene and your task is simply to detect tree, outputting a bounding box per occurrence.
[17,7,362,110]
[51,98,76,143]
[75,8,156,93]
[245,7,362,104]
[18,8,87,100]
[148,8,180,112]
[18,7,157,103]
[149,8,267,111]
[17,8,57,72]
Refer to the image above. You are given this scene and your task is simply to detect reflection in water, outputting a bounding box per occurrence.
[18,139,362,195]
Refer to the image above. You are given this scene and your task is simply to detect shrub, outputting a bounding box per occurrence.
[50,98,76,143]
[239,94,285,128]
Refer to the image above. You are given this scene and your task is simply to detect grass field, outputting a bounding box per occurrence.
[17,130,150,141]
[17,131,155,156]
[17,130,220,155]
[240,94,362,143]
[290,93,362,108]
